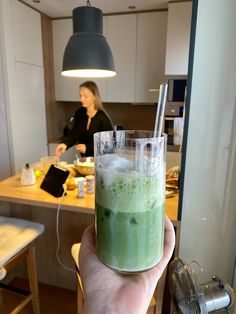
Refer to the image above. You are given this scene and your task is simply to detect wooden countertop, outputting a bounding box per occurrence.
[0,175,179,222]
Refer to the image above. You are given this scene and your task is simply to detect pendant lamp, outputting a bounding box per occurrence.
[61,5,116,78]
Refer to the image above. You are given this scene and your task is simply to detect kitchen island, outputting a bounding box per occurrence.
[0,174,179,290]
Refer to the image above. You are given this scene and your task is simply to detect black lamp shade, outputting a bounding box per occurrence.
[62,6,116,77]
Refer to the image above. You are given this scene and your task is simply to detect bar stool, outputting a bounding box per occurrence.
[0,215,44,313]
[71,243,83,314]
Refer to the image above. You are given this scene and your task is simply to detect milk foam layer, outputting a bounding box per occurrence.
[95,154,165,213]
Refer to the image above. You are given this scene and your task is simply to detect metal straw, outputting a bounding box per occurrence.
[154,83,168,138]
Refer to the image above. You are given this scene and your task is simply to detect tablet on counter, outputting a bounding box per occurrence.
[40,164,70,197]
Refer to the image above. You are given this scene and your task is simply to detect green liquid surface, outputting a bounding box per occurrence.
[96,202,164,272]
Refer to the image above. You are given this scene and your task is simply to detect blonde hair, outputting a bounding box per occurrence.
[79,81,103,110]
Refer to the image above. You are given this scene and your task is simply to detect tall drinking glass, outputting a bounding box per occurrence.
[94,130,166,272]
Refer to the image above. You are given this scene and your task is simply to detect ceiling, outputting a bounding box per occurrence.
[19,0,177,18]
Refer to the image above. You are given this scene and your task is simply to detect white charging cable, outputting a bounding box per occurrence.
[56,184,76,273]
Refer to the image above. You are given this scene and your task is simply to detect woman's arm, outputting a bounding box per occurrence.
[61,125,80,150]
[55,143,67,157]
[60,108,84,150]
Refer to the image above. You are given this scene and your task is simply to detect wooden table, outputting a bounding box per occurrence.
[0,174,178,220]
[0,174,179,291]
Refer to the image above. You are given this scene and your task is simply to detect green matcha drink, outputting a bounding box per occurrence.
[94,131,166,272]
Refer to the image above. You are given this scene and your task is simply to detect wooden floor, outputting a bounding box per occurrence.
[0,278,78,314]
[0,277,158,314]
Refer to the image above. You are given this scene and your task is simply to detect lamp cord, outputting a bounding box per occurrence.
[56,186,76,273]
[86,0,91,6]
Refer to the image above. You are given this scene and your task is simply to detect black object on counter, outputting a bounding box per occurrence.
[40,165,70,197]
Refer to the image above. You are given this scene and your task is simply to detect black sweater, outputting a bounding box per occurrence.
[62,107,113,156]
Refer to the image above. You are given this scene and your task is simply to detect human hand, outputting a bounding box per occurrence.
[79,215,175,314]
[55,143,67,157]
[76,144,86,154]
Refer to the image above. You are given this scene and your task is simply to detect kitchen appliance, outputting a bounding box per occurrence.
[164,76,186,148]
[164,106,184,147]
[169,257,234,313]
[167,76,187,105]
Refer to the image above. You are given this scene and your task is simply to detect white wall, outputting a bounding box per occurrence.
[180,0,236,287]
[1,0,48,173]
[0,1,12,180]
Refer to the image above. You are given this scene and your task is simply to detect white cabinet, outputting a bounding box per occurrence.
[135,12,168,103]
[13,0,43,66]
[52,18,108,101]
[53,19,82,101]
[1,0,48,172]
[106,15,136,102]
[165,2,192,75]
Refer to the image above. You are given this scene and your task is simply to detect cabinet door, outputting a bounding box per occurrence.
[165,2,192,75]
[53,18,108,101]
[53,19,82,101]
[135,12,168,103]
[106,15,136,103]
[2,0,48,172]
[13,0,43,66]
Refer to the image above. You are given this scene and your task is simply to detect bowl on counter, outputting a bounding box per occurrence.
[73,157,94,176]
[40,156,59,174]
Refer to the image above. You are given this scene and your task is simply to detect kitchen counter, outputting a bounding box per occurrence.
[0,174,179,221]
[0,174,95,214]
[0,174,180,291]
